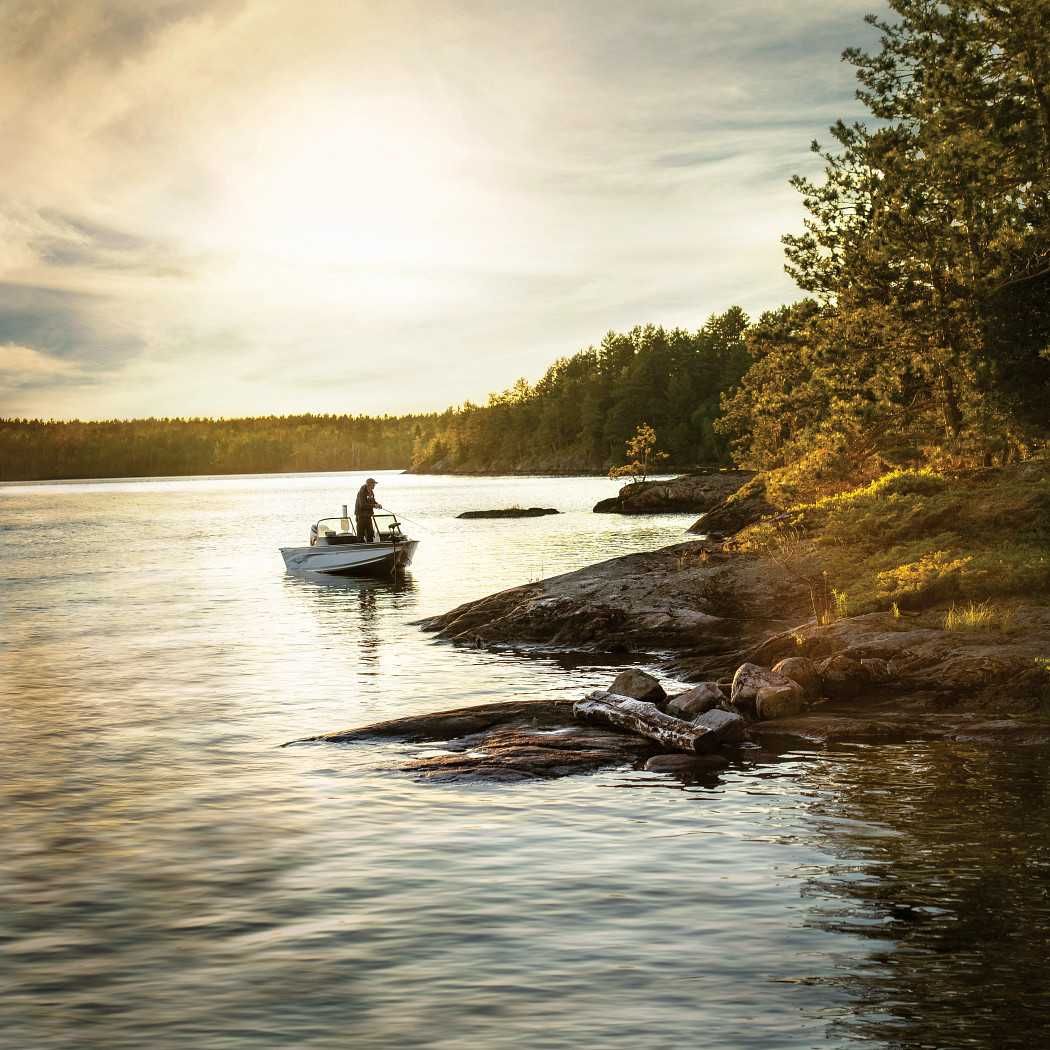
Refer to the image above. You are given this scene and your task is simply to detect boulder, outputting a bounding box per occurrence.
[609,668,667,705]
[595,471,753,515]
[818,654,871,699]
[730,662,800,718]
[771,656,822,699]
[692,707,746,743]
[755,683,807,720]
[665,682,724,719]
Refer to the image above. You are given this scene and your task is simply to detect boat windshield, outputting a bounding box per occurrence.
[314,517,355,536]
[314,512,402,535]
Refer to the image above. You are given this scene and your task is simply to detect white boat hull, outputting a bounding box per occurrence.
[280,539,418,577]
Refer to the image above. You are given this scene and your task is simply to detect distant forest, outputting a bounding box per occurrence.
[0,308,751,481]
[0,415,433,482]
[4,1,1048,485]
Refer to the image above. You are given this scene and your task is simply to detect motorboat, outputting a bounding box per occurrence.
[280,507,419,577]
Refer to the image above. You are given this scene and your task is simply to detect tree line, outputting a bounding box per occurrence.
[4,1,1047,485]
[0,310,752,482]
[0,415,436,482]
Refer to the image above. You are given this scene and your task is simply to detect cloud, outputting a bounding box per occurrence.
[0,0,885,419]
[0,283,146,411]
[0,344,82,379]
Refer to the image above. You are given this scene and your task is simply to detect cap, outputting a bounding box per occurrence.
[366,477,377,484]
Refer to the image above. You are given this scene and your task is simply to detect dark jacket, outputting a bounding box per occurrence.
[355,485,377,519]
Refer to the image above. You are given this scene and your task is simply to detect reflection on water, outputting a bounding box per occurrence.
[798,742,1050,1048]
[3,471,1049,1048]
[282,571,418,667]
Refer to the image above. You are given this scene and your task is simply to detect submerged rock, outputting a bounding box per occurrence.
[644,753,730,776]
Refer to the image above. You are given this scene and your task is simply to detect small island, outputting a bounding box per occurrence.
[456,507,560,519]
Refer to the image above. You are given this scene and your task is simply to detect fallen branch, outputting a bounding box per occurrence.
[573,691,718,754]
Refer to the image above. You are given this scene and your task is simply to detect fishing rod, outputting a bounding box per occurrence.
[387,510,439,534]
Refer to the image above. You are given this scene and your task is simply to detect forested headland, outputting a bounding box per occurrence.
[0,310,751,482]
[3,0,1048,487]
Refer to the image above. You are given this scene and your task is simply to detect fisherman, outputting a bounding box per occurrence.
[354,477,382,541]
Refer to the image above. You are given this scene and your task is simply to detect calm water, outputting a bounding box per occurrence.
[3,472,1049,1049]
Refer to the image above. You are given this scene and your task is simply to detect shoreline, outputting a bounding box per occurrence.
[299,457,1050,780]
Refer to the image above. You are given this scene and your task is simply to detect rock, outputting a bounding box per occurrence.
[644,753,730,776]
[755,683,807,720]
[665,682,724,719]
[692,707,746,742]
[286,698,657,782]
[771,656,822,699]
[457,507,559,519]
[688,474,775,536]
[291,698,576,744]
[417,540,810,657]
[949,720,1050,747]
[748,714,926,748]
[730,663,801,718]
[594,471,753,515]
[609,668,667,705]
[861,657,892,682]
[818,654,872,699]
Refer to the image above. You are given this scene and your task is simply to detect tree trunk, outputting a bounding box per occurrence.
[573,692,718,753]
[939,370,963,439]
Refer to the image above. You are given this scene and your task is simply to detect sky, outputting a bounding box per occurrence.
[0,0,881,420]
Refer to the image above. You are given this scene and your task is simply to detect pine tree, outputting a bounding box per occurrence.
[784,0,1050,457]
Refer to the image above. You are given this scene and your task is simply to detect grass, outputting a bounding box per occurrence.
[734,453,1050,619]
[943,600,1017,633]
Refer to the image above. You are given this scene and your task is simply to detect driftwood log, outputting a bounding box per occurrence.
[573,691,718,754]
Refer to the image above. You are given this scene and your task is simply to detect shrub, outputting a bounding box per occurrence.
[876,551,972,609]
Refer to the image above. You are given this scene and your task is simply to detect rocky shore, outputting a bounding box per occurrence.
[289,655,1050,783]
[296,459,1050,782]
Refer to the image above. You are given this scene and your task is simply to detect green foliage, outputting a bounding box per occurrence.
[411,309,752,473]
[738,457,1050,613]
[875,550,972,608]
[722,0,1050,474]
[608,423,669,483]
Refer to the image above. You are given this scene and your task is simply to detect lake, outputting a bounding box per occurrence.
[3,471,1048,1048]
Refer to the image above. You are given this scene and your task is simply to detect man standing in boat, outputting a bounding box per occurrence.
[355,477,382,542]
